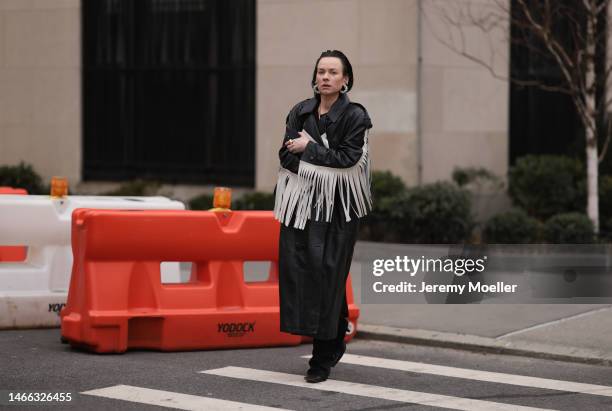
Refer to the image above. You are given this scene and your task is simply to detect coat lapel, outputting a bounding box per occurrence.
[298,94,351,147]
[326,93,350,124]
[297,98,322,144]
[304,115,324,145]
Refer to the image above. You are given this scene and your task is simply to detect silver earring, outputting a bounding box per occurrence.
[312,84,320,94]
[341,84,349,94]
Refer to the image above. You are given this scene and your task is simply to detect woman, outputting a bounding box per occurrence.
[273,50,373,383]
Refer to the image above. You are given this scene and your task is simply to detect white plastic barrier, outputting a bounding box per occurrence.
[0,195,185,329]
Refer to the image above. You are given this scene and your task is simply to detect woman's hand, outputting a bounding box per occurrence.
[285,131,310,154]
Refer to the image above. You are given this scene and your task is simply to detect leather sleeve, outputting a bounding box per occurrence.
[278,103,302,174]
[302,108,370,169]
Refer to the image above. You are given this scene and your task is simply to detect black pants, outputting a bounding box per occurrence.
[308,315,348,371]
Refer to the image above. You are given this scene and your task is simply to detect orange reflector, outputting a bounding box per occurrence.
[213,187,231,209]
[50,176,68,198]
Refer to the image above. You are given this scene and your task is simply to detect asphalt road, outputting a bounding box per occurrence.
[1,329,611,410]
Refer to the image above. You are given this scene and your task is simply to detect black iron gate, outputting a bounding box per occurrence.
[82,0,256,186]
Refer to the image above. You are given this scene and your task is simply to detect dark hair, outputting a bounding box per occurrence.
[311,50,354,96]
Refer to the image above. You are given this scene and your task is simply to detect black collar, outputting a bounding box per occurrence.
[298,93,350,123]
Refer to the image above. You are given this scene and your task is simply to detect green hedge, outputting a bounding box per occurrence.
[508,155,585,220]
[359,172,473,243]
[188,191,274,211]
[359,171,408,241]
[599,175,612,224]
[483,209,540,244]
[188,193,214,210]
[233,192,275,210]
[371,170,406,199]
[103,179,161,196]
[452,166,501,188]
[601,217,612,241]
[542,212,594,244]
[0,162,46,194]
[386,182,473,243]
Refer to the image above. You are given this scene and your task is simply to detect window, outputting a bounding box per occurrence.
[82,0,256,185]
[509,0,607,164]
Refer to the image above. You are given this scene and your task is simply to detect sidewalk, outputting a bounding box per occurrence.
[351,241,612,366]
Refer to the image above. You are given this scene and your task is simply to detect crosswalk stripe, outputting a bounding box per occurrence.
[81,384,291,411]
[200,366,556,411]
[305,353,612,398]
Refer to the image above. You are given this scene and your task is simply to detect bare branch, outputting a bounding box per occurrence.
[516,0,576,76]
[508,79,574,95]
[425,0,607,227]
[424,1,586,88]
[514,0,594,128]
[596,0,611,14]
[424,0,603,131]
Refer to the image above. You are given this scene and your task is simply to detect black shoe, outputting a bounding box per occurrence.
[305,366,330,383]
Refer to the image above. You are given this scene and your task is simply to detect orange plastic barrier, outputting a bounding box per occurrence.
[0,187,27,195]
[0,187,27,262]
[61,209,360,353]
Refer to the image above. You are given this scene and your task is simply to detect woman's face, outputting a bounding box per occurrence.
[315,57,348,96]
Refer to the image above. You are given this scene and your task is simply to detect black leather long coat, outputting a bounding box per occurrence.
[276,93,372,339]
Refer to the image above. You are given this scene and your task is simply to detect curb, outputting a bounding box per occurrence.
[355,324,612,367]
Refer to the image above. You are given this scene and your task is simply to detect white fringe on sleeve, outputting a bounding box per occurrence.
[274,130,372,230]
